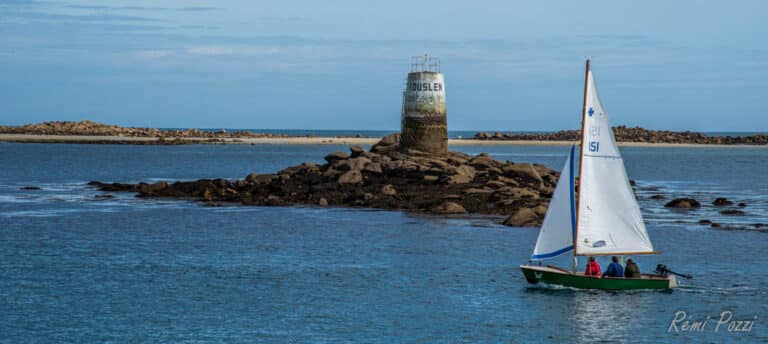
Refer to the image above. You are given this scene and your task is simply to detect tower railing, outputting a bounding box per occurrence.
[410,54,440,73]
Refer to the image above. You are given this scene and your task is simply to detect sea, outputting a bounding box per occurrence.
[1,142,766,343]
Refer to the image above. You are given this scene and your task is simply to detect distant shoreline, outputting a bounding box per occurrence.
[1,120,766,147]
[2,134,766,148]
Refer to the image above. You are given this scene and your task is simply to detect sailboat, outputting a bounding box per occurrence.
[520,60,678,290]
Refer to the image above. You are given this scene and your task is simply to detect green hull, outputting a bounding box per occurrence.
[520,265,676,290]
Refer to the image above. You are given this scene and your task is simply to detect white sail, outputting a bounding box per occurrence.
[576,67,654,255]
[532,145,576,259]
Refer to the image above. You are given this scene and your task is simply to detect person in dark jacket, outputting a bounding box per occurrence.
[602,256,624,278]
[624,258,640,278]
[585,256,601,276]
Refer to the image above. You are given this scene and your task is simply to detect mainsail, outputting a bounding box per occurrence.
[575,66,654,255]
[531,145,576,259]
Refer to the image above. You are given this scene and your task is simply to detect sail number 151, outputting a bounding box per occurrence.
[589,141,600,152]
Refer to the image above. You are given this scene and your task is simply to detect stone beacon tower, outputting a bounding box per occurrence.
[399,54,448,156]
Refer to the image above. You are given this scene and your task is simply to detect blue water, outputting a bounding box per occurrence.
[1,142,766,342]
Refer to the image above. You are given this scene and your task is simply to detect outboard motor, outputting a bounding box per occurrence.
[655,264,692,279]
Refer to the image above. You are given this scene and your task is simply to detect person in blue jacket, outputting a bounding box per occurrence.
[602,256,624,278]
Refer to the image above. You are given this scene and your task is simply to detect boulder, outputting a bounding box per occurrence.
[738,202,747,208]
[381,184,397,196]
[336,156,370,171]
[503,163,543,184]
[446,165,476,184]
[712,197,733,206]
[469,153,495,169]
[720,209,745,216]
[423,175,439,182]
[495,187,539,199]
[650,194,666,200]
[20,186,42,190]
[318,197,328,207]
[349,145,365,157]
[370,134,400,153]
[337,170,363,184]
[664,198,701,208]
[324,151,349,163]
[432,201,467,214]
[363,162,383,174]
[503,208,539,227]
[532,205,548,217]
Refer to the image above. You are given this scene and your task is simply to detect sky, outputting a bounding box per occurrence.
[1,0,767,131]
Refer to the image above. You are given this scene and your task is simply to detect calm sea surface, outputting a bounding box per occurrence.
[1,142,766,343]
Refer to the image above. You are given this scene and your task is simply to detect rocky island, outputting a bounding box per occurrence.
[474,125,768,145]
[89,134,560,227]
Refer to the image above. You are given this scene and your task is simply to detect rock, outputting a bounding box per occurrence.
[698,219,712,225]
[532,205,548,217]
[446,165,476,184]
[337,170,363,184]
[712,197,733,206]
[432,201,467,214]
[463,187,493,194]
[349,145,365,157]
[324,151,349,163]
[469,154,495,169]
[363,162,383,174]
[318,197,328,207]
[370,134,400,153]
[20,186,42,190]
[265,195,282,206]
[738,202,747,207]
[346,157,371,171]
[486,180,506,189]
[503,208,539,227]
[503,163,543,184]
[149,181,167,192]
[711,223,722,228]
[381,184,397,196]
[423,175,439,182]
[650,194,666,200]
[496,187,539,199]
[664,198,701,208]
[720,209,745,215]
[92,194,115,200]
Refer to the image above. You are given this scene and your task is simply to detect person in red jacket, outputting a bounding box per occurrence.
[585,256,601,277]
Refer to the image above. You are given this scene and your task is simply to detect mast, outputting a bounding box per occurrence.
[573,59,590,270]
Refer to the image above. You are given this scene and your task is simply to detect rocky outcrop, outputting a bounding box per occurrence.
[0,120,296,139]
[503,208,539,227]
[712,197,733,206]
[89,136,560,227]
[473,126,768,145]
[664,198,701,208]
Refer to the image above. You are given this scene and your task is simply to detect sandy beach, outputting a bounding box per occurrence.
[1,133,765,148]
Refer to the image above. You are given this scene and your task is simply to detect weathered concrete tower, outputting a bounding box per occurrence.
[400,54,447,155]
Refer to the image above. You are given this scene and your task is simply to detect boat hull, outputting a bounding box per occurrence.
[520,265,676,290]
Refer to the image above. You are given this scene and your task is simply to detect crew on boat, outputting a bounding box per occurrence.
[584,256,601,276]
[624,258,640,278]
[602,256,624,278]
